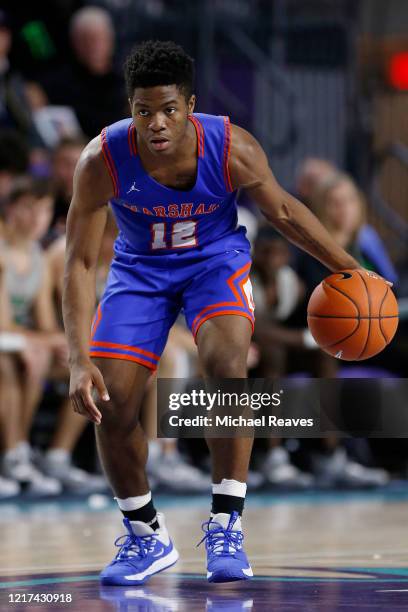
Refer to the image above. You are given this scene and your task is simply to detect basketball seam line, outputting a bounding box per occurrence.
[378,285,389,344]
[323,281,360,316]
[320,318,361,350]
[319,281,362,355]
[308,315,397,319]
[356,270,371,360]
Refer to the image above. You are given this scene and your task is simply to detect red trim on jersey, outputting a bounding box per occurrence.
[128,122,137,156]
[188,115,205,158]
[90,340,160,362]
[194,311,254,340]
[89,351,157,371]
[128,122,137,155]
[132,125,138,155]
[191,262,254,336]
[223,116,233,192]
[91,304,102,339]
[101,128,119,198]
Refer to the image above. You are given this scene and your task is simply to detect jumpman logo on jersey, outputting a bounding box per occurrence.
[127,181,141,194]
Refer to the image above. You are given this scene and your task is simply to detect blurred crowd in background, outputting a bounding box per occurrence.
[0,1,407,500]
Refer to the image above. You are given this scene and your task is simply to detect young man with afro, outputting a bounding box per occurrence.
[63,40,363,585]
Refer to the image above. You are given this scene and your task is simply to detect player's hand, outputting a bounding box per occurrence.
[69,361,110,424]
[358,268,393,288]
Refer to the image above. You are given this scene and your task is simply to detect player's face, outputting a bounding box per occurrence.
[129,85,195,155]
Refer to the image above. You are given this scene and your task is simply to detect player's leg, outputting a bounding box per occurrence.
[92,357,151,497]
[89,254,181,586]
[93,355,178,585]
[196,315,254,583]
[183,249,255,583]
[197,315,253,483]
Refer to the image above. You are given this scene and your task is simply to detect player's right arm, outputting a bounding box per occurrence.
[63,136,113,424]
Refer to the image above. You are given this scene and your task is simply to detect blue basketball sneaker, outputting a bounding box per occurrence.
[100,513,179,586]
[198,511,253,583]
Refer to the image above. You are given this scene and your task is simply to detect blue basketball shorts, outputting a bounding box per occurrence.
[89,248,255,371]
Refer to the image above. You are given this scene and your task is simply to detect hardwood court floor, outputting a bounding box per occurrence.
[1,491,408,610]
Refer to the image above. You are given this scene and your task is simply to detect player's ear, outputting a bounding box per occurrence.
[128,97,133,112]
[188,94,196,114]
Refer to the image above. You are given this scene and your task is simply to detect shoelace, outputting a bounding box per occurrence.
[197,519,243,555]
[113,532,159,564]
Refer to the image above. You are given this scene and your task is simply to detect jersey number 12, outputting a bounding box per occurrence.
[150,221,197,250]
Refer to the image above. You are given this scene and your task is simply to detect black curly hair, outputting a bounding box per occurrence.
[124,40,194,100]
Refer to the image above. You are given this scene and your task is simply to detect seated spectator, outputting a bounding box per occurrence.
[0,11,42,146]
[0,178,105,495]
[292,172,393,487]
[39,7,127,138]
[251,222,389,488]
[0,129,29,206]
[322,178,398,285]
[49,136,87,239]
[294,157,337,207]
[293,172,398,300]
[251,227,315,488]
[0,178,64,494]
[0,251,22,497]
[252,226,313,378]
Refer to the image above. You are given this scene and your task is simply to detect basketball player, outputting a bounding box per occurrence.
[63,41,364,585]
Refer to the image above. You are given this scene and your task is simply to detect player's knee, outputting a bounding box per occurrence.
[202,351,247,378]
[96,381,140,431]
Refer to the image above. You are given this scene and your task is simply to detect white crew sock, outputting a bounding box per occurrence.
[212,478,247,498]
[115,491,152,511]
[211,478,247,518]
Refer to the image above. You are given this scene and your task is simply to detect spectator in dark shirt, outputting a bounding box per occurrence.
[0,128,29,207]
[40,6,127,138]
[0,11,42,146]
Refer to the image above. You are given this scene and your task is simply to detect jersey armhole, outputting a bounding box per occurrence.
[101,127,120,198]
[222,116,233,193]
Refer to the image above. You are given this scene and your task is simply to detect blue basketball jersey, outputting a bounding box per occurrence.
[101,113,250,256]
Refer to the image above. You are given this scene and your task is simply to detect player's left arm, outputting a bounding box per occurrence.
[228,125,360,273]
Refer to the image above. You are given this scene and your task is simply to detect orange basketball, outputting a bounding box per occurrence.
[307,269,399,361]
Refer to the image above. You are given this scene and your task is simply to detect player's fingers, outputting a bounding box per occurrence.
[78,388,102,424]
[71,393,88,419]
[92,367,110,402]
[71,395,80,414]
[70,393,82,414]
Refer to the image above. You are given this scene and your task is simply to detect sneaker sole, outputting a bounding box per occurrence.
[100,547,179,586]
[207,567,253,583]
